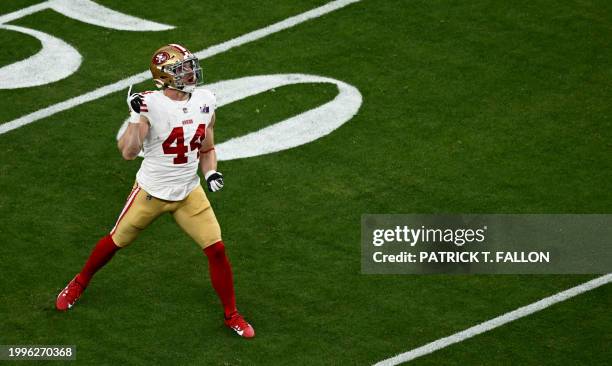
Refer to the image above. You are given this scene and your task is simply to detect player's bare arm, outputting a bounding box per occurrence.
[118,115,149,160]
[200,112,217,172]
[200,112,224,192]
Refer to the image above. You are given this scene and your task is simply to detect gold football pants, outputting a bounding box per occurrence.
[110,183,222,249]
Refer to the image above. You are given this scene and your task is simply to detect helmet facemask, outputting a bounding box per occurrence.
[162,55,203,93]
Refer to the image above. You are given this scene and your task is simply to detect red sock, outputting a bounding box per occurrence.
[76,234,120,287]
[204,241,237,318]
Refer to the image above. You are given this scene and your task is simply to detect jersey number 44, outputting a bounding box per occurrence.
[162,124,206,164]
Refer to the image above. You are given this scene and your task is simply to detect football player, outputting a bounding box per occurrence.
[55,44,254,339]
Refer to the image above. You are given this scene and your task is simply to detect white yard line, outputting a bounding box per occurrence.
[374,273,612,366]
[0,0,362,135]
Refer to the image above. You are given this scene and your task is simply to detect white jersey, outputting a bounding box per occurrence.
[135,88,216,201]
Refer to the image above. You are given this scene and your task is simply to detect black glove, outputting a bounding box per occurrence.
[128,93,144,113]
[205,170,224,192]
[126,85,144,113]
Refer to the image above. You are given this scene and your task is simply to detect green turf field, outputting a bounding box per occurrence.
[0,0,611,364]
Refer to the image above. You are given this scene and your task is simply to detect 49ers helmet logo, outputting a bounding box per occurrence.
[153,51,170,65]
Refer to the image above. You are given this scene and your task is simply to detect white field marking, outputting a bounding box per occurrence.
[0,1,51,25]
[47,0,174,31]
[0,24,82,89]
[0,0,174,30]
[0,0,362,135]
[116,74,363,161]
[374,273,612,366]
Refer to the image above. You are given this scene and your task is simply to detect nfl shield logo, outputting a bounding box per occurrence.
[183,107,188,113]
[200,105,210,113]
